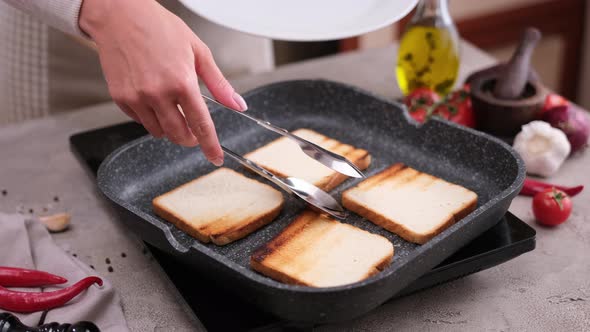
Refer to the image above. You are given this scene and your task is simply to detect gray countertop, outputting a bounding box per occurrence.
[1,43,589,331]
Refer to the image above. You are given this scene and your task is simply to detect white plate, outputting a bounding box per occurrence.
[178,0,419,41]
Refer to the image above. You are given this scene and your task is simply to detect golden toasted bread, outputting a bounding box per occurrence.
[153,168,284,245]
[342,163,478,244]
[251,211,394,287]
[244,129,371,191]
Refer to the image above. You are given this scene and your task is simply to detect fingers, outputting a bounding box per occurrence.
[179,82,224,166]
[134,106,165,138]
[125,75,199,146]
[111,87,165,138]
[152,102,198,147]
[193,40,248,112]
[115,102,141,123]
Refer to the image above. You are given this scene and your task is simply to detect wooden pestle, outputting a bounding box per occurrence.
[493,28,542,99]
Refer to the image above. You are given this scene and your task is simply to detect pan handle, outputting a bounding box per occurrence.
[162,226,190,253]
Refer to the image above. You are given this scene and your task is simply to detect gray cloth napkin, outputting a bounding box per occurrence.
[0,212,129,332]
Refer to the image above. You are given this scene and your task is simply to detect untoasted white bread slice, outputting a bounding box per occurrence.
[251,210,394,287]
[153,168,284,245]
[244,129,371,191]
[342,163,478,244]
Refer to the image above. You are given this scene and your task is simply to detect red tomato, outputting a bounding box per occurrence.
[432,87,476,128]
[542,93,569,114]
[403,87,440,123]
[532,188,572,226]
[408,107,428,123]
[404,87,441,105]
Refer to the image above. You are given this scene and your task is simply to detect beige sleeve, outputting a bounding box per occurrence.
[2,0,86,37]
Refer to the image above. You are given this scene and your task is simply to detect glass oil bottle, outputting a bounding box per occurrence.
[396,0,460,95]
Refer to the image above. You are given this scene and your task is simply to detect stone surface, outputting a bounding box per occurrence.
[0,42,588,331]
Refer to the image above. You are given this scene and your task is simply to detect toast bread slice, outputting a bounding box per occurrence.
[244,129,371,191]
[153,168,284,245]
[251,210,394,287]
[342,163,478,244]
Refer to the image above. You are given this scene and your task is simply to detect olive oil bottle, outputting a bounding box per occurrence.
[396,0,460,95]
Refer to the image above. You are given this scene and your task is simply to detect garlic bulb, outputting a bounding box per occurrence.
[513,121,571,177]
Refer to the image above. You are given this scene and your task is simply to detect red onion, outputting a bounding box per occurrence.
[542,105,590,154]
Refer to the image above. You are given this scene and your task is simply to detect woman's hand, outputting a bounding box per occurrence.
[79,0,247,166]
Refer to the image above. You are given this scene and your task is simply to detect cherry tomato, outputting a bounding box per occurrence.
[407,107,428,123]
[404,87,441,105]
[403,87,440,123]
[532,188,572,226]
[431,87,476,128]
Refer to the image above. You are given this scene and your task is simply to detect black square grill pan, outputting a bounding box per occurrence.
[97,80,525,323]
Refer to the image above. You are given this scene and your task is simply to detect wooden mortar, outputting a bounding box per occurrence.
[471,72,547,137]
[470,27,546,137]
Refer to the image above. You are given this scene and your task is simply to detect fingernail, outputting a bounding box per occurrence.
[232,92,248,111]
[211,157,224,167]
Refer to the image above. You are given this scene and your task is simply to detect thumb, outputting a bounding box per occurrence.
[193,41,248,112]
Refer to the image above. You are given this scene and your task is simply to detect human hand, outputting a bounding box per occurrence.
[79,0,247,166]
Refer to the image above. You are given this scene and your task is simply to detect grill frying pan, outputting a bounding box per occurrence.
[97,80,525,323]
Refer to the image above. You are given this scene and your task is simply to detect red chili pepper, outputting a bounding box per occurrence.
[0,276,102,313]
[0,267,67,287]
[520,178,584,197]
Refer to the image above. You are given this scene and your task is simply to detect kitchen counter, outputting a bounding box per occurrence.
[1,42,588,331]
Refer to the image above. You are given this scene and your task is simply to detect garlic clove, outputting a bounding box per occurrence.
[38,213,71,233]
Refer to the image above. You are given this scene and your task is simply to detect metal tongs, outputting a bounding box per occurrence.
[203,95,366,179]
[222,146,348,220]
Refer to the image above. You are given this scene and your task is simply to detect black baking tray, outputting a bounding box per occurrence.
[96,80,526,323]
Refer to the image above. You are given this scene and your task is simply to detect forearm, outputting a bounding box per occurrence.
[2,0,86,36]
